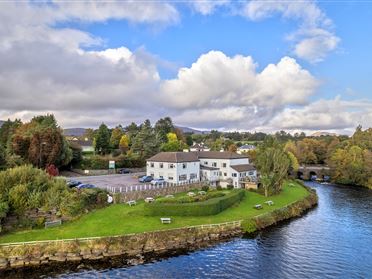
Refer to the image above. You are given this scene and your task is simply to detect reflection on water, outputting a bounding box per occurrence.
[52,182,372,278]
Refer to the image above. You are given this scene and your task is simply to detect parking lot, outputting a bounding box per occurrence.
[67,173,145,190]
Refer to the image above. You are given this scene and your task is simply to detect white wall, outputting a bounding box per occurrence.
[147,161,200,183]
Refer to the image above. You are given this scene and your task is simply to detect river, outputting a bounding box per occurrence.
[48,182,372,278]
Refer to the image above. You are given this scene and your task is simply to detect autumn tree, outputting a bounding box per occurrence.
[110,126,124,150]
[119,134,130,154]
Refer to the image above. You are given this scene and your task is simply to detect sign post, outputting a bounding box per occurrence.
[109,160,115,174]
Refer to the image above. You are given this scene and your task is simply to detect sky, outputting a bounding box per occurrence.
[0,0,371,135]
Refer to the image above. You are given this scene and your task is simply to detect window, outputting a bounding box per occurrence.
[150,173,154,177]
[169,163,174,169]
[190,173,197,179]
[150,162,154,168]
[159,175,163,179]
[219,171,222,176]
[160,163,163,168]
[234,182,237,186]
[212,162,217,167]
[204,161,208,165]
[182,163,187,169]
[222,163,227,168]
[168,176,173,180]
[232,173,237,177]
[179,174,187,181]
[224,173,227,177]
[249,171,254,175]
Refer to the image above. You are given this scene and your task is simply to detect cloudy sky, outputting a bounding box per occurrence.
[0,1,371,134]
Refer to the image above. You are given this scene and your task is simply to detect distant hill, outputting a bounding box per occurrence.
[63,128,87,137]
[175,125,209,134]
[311,131,337,137]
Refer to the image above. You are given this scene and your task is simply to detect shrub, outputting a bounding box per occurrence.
[201,185,210,192]
[144,190,245,216]
[113,193,121,204]
[216,185,222,191]
[227,184,234,190]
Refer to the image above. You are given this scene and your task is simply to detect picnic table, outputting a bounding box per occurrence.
[198,191,207,195]
[254,204,263,210]
[265,200,274,206]
[160,217,172,224]
[45,220,62,228]
[187,192,196,197]
[145,197,154,203]
[127,200,137,206]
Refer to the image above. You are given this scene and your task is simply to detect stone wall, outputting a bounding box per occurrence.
[0,221,242,271]
[116,183,203,202]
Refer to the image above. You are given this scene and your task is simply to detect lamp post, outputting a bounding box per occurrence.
[39,141,47,168]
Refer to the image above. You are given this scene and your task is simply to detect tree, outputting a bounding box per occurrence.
[228,144,237,153]
[0,144,6,168]
[160,132,187,152]
[131,119,159,158]
[154,117,174,144]
[110,126,124,150]
[11,115,72,168]
[256,137,291,197]
[185,134,193,146]
[95,123,111,155]
[119,134,129,153]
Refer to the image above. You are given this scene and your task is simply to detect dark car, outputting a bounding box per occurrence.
[119,169,130,174]
[76,183,96,189]
[67,180,82,188]
[139,175,153,183]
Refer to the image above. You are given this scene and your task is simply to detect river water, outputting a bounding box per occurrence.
[52,181,372,279]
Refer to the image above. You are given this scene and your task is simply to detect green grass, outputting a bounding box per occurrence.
[0,181,309,244]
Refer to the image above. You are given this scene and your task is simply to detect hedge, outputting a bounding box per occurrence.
[144,190,245,216]
[78,155,145,169]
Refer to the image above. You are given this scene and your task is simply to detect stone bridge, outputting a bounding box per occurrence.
[292,165,331,180]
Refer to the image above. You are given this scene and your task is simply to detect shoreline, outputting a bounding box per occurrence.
[0,186,318,277]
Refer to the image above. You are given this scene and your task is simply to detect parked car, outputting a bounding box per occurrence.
[67,180,82,188]
[138,176,153,183]
[119,168,130,174]
[151,178,165,185]
[76,183,96,189]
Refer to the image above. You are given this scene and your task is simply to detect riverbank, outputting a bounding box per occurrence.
[0,181,317,274]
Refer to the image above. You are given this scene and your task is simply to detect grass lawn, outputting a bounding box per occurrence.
[0,181,309,244]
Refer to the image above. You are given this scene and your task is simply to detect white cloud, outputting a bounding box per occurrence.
[242,0,340,63]
[190,0,230,15]
[160,51,318,129]
[265,97,372,134]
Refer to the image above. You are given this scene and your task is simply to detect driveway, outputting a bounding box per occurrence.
[66,173,144,190]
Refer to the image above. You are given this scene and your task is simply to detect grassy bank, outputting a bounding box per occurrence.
[0,181,309,244]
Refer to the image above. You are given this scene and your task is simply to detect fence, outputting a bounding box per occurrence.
[105,179,200,193]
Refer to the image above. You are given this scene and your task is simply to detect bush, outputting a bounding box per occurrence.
[227,184,234,190]
[201,185,209,192]
[144,190,245,216]
[79,155,145,170]
[216,185,222,191]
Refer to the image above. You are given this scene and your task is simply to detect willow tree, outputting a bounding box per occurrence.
[256,137,291,197]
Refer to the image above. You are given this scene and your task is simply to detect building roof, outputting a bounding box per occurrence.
[197,151,248,159]
[230,164,256,172]
[147,152,199,163]
[239,144,256,149]
[200,165,219,171]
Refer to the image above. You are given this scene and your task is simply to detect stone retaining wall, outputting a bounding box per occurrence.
[0,221,242,271]
[72,168,145,176]
[116,183,203,202]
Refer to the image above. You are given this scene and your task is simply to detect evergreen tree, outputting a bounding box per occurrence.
[95,123,111,155]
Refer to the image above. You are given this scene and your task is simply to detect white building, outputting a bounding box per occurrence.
[147,151,257,188]
[190,143,210,152]
[237,144,256,154]
[146,152,200,184]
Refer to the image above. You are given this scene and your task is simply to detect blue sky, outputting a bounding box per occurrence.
[0,1,371,134]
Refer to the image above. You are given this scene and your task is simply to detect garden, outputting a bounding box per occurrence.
[0,180,310,244]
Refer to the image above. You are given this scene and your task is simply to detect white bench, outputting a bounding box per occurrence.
[160,218,172,224]
[265,200,274,206]
[145,197,154,203]
[127,200,137,206]
[165,194,174,198]
[254,204,263,210]
[198,191,206,195]
[187,192,196,197]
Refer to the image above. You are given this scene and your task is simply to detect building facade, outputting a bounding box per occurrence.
[147,151,257,188]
